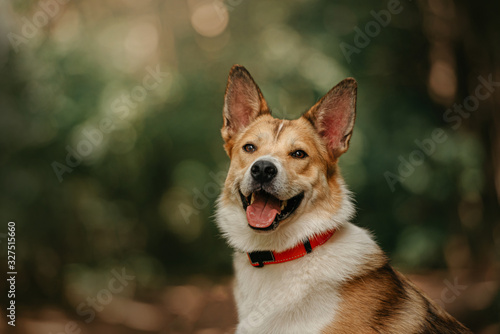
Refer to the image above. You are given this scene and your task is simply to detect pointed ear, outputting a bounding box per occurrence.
[302,78,357,158]
[221,65,270,145]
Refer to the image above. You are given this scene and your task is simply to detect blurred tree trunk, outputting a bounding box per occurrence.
[419,0,500,327]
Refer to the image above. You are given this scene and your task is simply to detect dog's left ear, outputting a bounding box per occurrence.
[221,65,270,147]
[303,78,357,158]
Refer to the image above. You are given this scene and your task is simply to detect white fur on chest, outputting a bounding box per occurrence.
[232,223,380,334]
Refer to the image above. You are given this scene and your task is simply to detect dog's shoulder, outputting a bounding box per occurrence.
[323,261,472,334]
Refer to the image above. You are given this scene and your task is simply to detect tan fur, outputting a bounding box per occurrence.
[323,265,425,334]
[323,264,472,334]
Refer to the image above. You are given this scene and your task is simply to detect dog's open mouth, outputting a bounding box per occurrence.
[239,190,304,231]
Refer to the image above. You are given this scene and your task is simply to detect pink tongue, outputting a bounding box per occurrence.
[246,192,281,228]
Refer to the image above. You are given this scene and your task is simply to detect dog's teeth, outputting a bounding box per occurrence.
[281,201,287,210]
[250,193,255,205]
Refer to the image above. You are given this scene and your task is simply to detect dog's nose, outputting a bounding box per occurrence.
[250,160,278,183]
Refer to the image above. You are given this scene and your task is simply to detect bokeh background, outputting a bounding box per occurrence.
[0,0,499,333]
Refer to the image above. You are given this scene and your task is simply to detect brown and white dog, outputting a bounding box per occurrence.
[215,65,471,334]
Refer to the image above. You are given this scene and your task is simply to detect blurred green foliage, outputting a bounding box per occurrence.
[0,0,498,329]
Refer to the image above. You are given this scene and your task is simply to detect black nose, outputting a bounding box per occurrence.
[251,160,278,183]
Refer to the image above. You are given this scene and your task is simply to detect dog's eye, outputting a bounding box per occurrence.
[290,150,307,159]
[243,144,257,153]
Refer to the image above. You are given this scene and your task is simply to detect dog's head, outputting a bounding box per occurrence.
[216,65,357,252]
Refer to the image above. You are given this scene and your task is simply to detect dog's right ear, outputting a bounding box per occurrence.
[221,65,270,153]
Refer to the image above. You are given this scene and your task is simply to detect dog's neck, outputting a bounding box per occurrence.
[247,229,336,267]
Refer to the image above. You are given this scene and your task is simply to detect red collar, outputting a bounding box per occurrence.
[247,229,336,267]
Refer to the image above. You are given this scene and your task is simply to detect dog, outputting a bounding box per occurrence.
[215,65,472,334]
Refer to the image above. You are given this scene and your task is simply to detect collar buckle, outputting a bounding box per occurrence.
[248,250,275,267]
